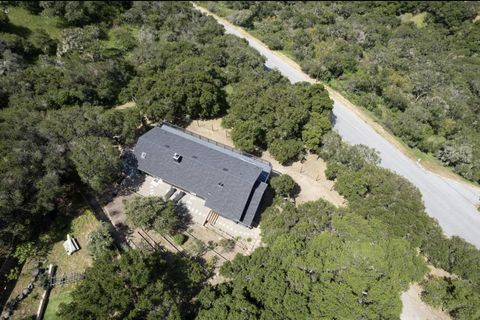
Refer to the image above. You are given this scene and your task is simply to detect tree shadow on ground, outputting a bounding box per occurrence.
[116,149,146,197]
[330,111,337,126]
[174,202,193,234]
[278,151,309,167]
[3,23,31,38]
[37,192,89,257]
[113,222,134,245]
[290,183,301,199]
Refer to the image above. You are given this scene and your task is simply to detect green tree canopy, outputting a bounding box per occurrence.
[70,136,121,193]
[125,196,189,235]
[421,276,480,320]
[58,250,206,319]
[210,1,480,183]
[136,57,226,123]
[270,174,298,198]
[224,77,333,164]
[87,222,114,259]
[231,120,263,153]
[198,221,426,319]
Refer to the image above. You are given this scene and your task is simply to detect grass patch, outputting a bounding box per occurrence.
[400,12,427,28]
[7,197,100,319]
[44,287,73,320]
[6,6,63,40]
[103,25,140,49]
[279,49,297,60]
[45,209,99,274]
[41,210,101,318]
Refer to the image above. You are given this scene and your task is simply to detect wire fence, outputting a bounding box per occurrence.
[50,272,85,287]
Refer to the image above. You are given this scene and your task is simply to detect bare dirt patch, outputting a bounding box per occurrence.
[428,265,454,279]
[114,101,136,110]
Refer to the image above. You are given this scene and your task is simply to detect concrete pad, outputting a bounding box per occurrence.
[137,176,175,198]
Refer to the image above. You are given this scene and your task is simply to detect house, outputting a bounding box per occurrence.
[133,122,272,227]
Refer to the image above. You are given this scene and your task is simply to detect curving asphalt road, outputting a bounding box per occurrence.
[199,8,480,248]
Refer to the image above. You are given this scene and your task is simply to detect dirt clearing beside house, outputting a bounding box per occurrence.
[186,119,344,206]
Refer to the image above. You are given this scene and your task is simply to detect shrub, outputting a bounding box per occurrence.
[87,222,114,258]
[13,242,36,263]
[270,174,298,198]
[325,161,343,180]
[189,239,206,256]
[219,238,235,252]
[268,139,304,164]
[421,276,480,320]
[173,233,187,246]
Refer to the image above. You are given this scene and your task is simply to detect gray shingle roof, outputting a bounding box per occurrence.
[133,123,271,226]
[241,181,268,227]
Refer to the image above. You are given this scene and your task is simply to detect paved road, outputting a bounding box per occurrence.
[202,10,480,248]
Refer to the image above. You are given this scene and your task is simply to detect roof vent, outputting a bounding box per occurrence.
[141,152,147,159]
[173,153,182,163]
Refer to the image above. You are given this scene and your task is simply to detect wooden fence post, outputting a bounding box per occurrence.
[36,264,55,320]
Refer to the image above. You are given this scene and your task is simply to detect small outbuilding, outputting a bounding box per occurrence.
[63,234,80,255]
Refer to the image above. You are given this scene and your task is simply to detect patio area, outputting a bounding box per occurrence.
[136,175,261,252]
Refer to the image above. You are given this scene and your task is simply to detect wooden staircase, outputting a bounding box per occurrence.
[205,210,220,226]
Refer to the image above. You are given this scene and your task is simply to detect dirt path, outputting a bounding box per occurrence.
[186,119,344,206]
[114,101,136,110]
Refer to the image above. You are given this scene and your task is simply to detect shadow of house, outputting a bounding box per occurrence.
[251,184,275,228]
[251,171,301,227]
